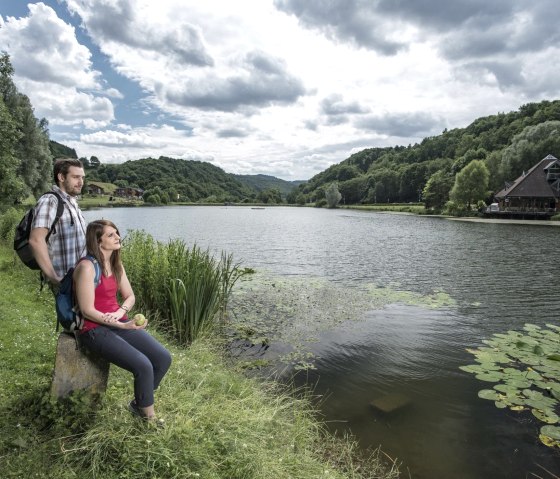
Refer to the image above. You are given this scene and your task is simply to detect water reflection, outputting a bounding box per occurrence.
[84,206,560,478]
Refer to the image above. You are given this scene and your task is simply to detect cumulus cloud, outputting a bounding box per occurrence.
[320,94,368,116]
[274,0,560,95]
[164,51,306,112]
[64,0,214,66]
[15,82,114,128]
[354,112,442,137]
[217,128,250,138]
[80,129,163,148]
[274,0,405,54]
[0,2,100,88]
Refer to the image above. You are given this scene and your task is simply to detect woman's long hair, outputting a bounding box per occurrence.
[86,220,123,284]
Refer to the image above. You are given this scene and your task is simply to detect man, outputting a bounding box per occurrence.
[29,158,87,287]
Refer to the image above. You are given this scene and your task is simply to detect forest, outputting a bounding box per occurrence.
[290,101,560,210]
[1,49,560,212]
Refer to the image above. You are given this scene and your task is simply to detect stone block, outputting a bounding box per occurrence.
[370,392,411,414]
[50,332,110,399]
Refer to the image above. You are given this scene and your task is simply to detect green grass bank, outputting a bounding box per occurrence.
[0,243,399,479]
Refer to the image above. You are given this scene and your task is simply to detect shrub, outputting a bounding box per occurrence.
[0,207,20,244]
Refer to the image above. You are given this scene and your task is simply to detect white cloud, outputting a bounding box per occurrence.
[0,2,115,128]
[2,0,559,180]
[0,2,100,88]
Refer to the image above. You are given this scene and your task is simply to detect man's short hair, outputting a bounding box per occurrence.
[53,158,84,186]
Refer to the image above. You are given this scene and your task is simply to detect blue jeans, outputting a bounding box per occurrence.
[80,326,172,408]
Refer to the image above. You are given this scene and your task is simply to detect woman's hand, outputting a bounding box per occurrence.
[118,317,148,330]
[101,312,121,324]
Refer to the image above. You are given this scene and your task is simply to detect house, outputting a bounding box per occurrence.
[114,187,144,199]
[86,182,105,195]
[492,154,560,218]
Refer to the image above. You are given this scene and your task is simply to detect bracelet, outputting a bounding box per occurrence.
[121,304,129,312]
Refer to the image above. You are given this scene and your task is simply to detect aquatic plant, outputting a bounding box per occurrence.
[122,231,248,344]
[229,272,455,370]
[460,323,560,448]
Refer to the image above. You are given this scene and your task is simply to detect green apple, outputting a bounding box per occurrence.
[134,313,146,326]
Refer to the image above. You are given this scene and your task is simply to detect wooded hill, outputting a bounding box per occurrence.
[290,100,560,207]
[233,174,304,196]
[87,156,255,203]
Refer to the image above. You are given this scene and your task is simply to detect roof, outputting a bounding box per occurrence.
[495,155,560,199]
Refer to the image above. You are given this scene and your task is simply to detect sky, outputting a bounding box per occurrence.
[1,1,559,181]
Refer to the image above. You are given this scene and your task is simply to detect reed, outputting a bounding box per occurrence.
[122,231,247,344]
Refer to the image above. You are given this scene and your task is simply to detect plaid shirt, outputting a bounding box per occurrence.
[31,185,87,279]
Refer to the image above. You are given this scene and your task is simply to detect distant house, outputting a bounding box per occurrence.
[115,187,144,199]
[86,182,105,195]
[492,154,560,217]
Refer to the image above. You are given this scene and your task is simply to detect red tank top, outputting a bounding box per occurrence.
[80,273,128,333]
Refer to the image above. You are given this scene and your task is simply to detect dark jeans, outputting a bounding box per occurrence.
[80,326,172,408]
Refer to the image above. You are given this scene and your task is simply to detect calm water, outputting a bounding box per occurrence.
[84,206,560,479]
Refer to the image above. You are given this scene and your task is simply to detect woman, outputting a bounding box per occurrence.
[74,220,171,423]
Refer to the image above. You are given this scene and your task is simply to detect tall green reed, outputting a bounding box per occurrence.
[122,231,247,345]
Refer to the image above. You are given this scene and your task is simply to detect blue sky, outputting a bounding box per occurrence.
[1,1,559,180]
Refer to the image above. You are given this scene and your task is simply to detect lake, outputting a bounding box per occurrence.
[83,205,560,479]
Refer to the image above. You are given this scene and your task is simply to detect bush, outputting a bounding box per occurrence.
[551,213,560,221]
[0,207,21,243]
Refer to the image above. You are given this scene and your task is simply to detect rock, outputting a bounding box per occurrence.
[370,392,411,414]
[50,332,110,399]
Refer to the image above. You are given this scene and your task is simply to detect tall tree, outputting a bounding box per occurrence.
[449,160,490,210]
[0,52,52,198]
[422,170,453,210]
[0,97,25,204]
[325,182,342,208]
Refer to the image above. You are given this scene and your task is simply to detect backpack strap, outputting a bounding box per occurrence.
[79,254,102,288]
[39,191,67,290]
[66,255,102,340]
[42,191,68,243]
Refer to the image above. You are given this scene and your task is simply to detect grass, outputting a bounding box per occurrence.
[0,241,400,479]
[339,204,426,214]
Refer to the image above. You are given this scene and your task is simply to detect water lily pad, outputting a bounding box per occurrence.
[541,425,560,440]
[532,408,559,424]
[539,434,560,448]
[493,384,520,394]
[478,389,501,401]
[461,323,560,446]
[475,372,504,382]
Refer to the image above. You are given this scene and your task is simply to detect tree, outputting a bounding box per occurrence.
[338,176,368,204]
[371,168,399,203]
[449,160,490,210]
[499,121,560,183]
[90,156,101,168]
[1,53,51,197]
[422,170,454,210]
[0,97,25,204]
[325,182,342,208]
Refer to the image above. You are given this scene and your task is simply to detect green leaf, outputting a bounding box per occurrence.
[478,389,501,401]
[541,425,560,440]
[532,409,559,424]
[475,372,503,382]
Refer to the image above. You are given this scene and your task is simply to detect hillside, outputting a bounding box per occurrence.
[49,140,77,159]
[293,100,560,207]
[86,156,256,203]
[234,174,305,197]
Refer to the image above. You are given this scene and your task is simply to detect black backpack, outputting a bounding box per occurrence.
[13,191,65,270]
